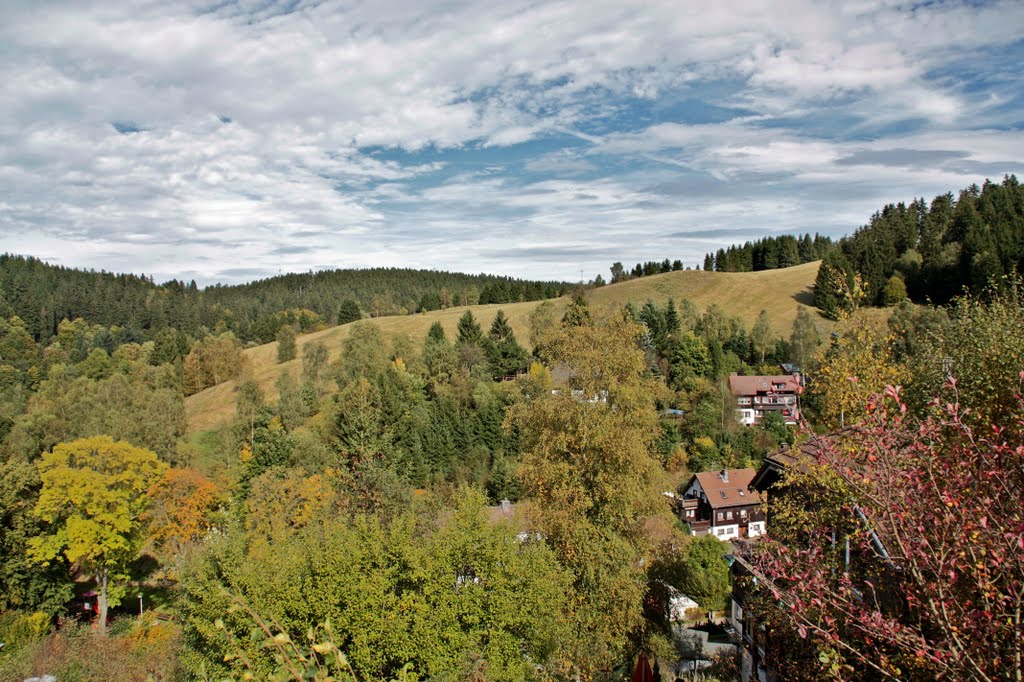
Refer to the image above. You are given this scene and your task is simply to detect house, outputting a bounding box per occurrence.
[678,468,765,540]
[727,373,801,426]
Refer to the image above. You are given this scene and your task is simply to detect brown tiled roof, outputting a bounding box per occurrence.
[727,374,799,396]
[693,469,761,508]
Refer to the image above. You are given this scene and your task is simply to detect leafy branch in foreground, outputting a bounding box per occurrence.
[751,380,1024,681]
[208,589,417,682]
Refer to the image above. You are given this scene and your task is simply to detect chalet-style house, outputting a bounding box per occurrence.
[728,373,801,426]
[678,468,765,540]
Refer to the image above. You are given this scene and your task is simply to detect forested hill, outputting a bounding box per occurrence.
[202,267,569,332]
[0,254,569,345]
[816,175,1024,314]
[698,175,1024,317]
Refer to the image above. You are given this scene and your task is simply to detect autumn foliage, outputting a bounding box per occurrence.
[146,467,223,557]
[752,380,1024,681]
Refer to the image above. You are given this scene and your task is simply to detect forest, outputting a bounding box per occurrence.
[699,176,1024,321]
[0,255,569,346]
[0,178,1022,681]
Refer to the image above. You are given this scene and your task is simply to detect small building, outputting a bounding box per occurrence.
[728,373,801,426]
[679,469,765,540]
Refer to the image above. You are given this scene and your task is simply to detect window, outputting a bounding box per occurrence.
[727,511,733,520]
[740,509,747,517]
[717,512,724,521]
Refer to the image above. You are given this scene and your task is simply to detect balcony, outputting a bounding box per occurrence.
[688,519,711,534]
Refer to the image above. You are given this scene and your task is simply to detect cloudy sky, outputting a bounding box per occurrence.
[1,0,1022,285]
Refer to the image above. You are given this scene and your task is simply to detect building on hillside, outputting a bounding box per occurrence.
[678,468,764,540]
[728,373,801,426]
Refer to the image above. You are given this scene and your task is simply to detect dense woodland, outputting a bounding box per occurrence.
[0,178,1022,680]
[699,176,1024,321]
[815,175,1024,317]
[0,255,569,345]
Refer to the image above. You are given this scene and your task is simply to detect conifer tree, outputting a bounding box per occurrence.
[456,310,482,345]
[427,320,447,342]
[336,298,361,325]
[275,324,296,363]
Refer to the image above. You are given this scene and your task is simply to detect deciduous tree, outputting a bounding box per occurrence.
[146,467,222,558]
[275,324,297,363]
[507,309,666,676]
[29,436,167,634]
[752,386,1024,681]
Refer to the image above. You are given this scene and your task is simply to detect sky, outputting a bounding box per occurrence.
[1,0,1022,286]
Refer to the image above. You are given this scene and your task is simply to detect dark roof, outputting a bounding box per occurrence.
[692,469,761,508]
[751,440,821,491]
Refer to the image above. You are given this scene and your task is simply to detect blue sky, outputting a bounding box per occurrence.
[0,0,1022,285]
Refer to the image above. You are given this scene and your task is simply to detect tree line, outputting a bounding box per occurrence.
[0,254,569,346]
[704,233,834,273]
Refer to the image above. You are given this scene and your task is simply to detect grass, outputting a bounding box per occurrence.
[186,261,826,432]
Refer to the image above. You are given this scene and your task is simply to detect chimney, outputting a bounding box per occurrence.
[721,469,728,482]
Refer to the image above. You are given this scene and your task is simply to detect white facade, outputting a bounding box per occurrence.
[668,592,700,622]
[711,523,739,540]
[747,521,766,538]
[736,408,756,425]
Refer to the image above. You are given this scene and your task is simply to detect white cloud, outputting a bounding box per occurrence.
[0,0,1020,283]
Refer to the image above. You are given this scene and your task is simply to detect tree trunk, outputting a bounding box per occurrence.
[97,568,108,636]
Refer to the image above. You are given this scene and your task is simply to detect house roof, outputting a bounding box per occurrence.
[751,440,819,491]
[692,469,761,508]
[727,374,800,396]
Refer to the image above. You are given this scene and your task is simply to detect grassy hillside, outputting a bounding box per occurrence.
[186,261,824,431]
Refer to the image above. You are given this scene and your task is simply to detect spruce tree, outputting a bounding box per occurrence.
[275,324,297,363]
[427,321,447,343]
[337,298,362,325]
[456,310,482,345]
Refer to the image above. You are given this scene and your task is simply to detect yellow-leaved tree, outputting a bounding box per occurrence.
[809,318,910,430]
[506,306,668,677]
[29,435,167,634]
